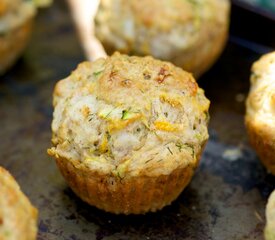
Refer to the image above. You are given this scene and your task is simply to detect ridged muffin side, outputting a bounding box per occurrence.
[55,156,199,214]
[246,52,275,175]
[48,53,210,214]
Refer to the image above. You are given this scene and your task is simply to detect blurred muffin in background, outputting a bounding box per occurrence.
[48,52,210,214]
[265,190,275,240]
[0,0,21,16]
[245,52,275,175]
[0,0,52,74]
[94,0,230,78]
[0,166,38,240]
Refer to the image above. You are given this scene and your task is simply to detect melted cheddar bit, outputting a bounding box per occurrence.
[108,114,142,132]
[85,155,107,163]
[154,121,178,132]
[99,133,109,153]
[81,106,90,118]
[160,93,182,107]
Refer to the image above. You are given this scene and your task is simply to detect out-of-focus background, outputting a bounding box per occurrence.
[241,0,275,11]
[0,0,275,239]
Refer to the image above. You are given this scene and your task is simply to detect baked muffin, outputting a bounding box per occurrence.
[0,0,21,16]
[0,0,36,74]
[0,166,38,240]
[94,0,230,78]
[265,190,275,240]
[0,0,52,74]
[48,52,210,214]
[245,52,275,175]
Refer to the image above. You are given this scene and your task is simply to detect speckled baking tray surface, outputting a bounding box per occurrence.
[0,1,274,240]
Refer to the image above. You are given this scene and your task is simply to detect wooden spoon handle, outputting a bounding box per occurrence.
[66,0,107,61]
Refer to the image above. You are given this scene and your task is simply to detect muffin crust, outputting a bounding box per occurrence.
[0,167,38,240]
[48,53,210,213]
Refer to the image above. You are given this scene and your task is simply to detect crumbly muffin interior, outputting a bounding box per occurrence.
[48,53,210,176]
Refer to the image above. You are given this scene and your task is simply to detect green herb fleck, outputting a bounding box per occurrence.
[145,158,153,164]
[167,147,173,155]
[99,108,116,119]
[195,133,201,140]
[121,110,131,120]
[106,131,111,140]
[117,171,123,180]
[88,113,95,122]
[93,70,103,77]
[184,143,195,158]
[187,0,200,6]
[175,142,183,152]
[105,110,113,118]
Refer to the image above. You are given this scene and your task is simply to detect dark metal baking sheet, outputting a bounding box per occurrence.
[232,0,275,21]
[0,1,274,239]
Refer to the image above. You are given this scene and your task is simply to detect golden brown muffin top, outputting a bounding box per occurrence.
[49,53,210,177]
